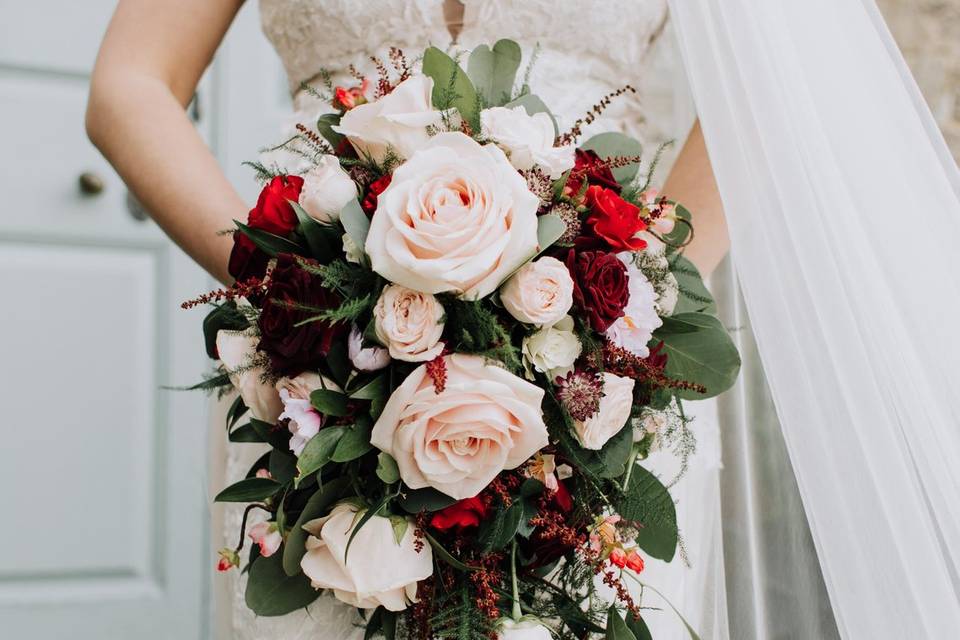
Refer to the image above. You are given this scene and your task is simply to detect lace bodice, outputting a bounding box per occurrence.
[259,0,689,155]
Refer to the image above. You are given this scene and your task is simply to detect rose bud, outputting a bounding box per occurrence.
[298,155,358,223]
[625,549,645,573]
[216,547,239,572]
[609,546,627,568]
[247,522,282,558]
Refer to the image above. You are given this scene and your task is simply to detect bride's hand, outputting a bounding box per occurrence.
[86,0,246,284]
[663,120,730,278]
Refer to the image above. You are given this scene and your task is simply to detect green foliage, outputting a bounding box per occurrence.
[442,298,521,372]
[291,200,341,262]
[340,198,370,258]
[478,501,524,552]
[606,606,638,640]
[430,587,496,640]
[376,452,401,484]
[234,220,305,257]
[214,477,281,503]
[282,476,350,576]
[668,254,717,316]
[203,301,249,359]
[627,614,654,640]
[331,418,374,462]
[309,389,350,416]
[245,552,320,616]
[364,607,398,640]
[175,371,232,393]
[653,312,741,400]
[316,113,344,148]
[662,204,693,254]
[581,132,644,187]
[423,46,481,132]
[292,257,377,300]
[466,39,522,107]
[295,426,346,483]
[399,487,457,514]
[618,465,678,562]
[293,292,376,327]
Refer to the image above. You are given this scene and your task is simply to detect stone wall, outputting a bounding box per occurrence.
[878,0,960,158]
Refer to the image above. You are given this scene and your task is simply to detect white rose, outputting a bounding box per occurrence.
[605,252,663,358]
[216,330,282,423]
[348,325,390,372]
[333,75,444,164]
[522,315,582,380]
[500,256,574,326]
[374,285,445,362]
[275,372,326,455]
[371,354,549,499]
[298,154,357,223]
[365,132,540,298]
[498,618,554,640]
[300,502,432,611]
[481,106,575,179]
[574,372,635,450]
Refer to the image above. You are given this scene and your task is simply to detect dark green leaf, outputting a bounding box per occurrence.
[537,214,565,253]
[350,373,387,400]
[245,552,320,616]
[479,502,523,552]
[234,220,304,257]
[296,427,346,481]
[269,449,298,484]
[203,302,248,360]
[291,200,339,261]
[215,477,280,503]
[653,312,740,399]
[618,465,678,562]
[250,418,290,450]
[281,476,350,575]
[399,487,458,514]
[309,389,350,416]
[325,341,352,388]
[331,418,373,463]
[423,46,480,131]
[425,532,478,572]
[606,607,638,640]
[316,113,344,149]
[578,422,634,479]
[582,132,643,187]
[627,614,654,640]
[225,395,248,431]
[466,39,522,106]
[344,490,398,561]
[228,423,263,443]
[662,204,692,253]
[376,453,401,484]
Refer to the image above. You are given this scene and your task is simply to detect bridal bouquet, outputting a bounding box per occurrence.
[189,41,739,640]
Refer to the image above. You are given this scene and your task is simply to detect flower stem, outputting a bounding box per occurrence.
[510,539,521,621]
[621,444,640,491]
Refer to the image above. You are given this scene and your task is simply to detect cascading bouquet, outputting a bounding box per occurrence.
[187,41,739,640]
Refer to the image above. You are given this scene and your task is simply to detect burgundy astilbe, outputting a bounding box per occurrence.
[555,370,604,421]
[598,340,707,394]
[181,275,268,310]
[425,355,448,394]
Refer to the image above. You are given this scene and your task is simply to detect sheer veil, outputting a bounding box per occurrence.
[668,0,960,637]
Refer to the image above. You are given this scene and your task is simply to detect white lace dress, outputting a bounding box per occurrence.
[222,2,727,638]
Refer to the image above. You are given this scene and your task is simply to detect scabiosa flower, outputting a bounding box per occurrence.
[555,369,604,422]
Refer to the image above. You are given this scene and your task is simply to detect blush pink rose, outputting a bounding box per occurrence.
[370,354,549,499]
[373,284,445,362]
[216,329,282,424]
[500,256,575,326]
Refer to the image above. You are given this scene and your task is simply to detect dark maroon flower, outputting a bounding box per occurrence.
[565,149,621,197]
[257,253,345,377]
[565,249,629,332]
[228,233,270,281]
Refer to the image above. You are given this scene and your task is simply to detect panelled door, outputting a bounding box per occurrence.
[0,2,211,638]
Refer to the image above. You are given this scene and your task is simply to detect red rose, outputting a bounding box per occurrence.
[430,496,488,531]
[248,175,304,235]
[584,185,648,251]
[362,174,392,217]
[565,149,621,197]
[257,253,345,377]
[565,249,630,332]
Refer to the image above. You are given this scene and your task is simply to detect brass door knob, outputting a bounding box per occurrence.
[78,171,105,196]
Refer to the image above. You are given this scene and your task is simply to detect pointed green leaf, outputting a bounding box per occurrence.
[606,607,638,640]
[618,465,678,562]
[309,389,350,416]
[296,426,346,482]
[281,476,350,575]
[214,477,280,503]
[234,220,304,256]
[504,93,557,136]
[537,214,565,252]
[290,200,339,261]
[317,113,344,149]
[331,418,373,463]
[376,452,401,484]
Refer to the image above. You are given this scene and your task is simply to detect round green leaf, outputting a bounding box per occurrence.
[618,465,678,562]
[653,312,740,399]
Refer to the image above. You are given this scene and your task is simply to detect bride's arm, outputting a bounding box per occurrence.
[86,0,245,284]
[663,120,730,277]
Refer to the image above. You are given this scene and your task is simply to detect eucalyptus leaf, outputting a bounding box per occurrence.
[536,214,566,253]
[340,198,370,258]
[467,39,522,106]
[423,46,480,131]
[668,254,717,316]
[245,552,320,616]
[653,312,740,400]
[214,477,280,503]
[618,465,678,562]
[281,476,350,575]
[662,204,692,253]
[582,132,643,187]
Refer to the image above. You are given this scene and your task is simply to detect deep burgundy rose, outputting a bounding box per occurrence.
[565,249,629,332]
[429,497,488,531]
[565,149,621,197]
[257,253,345,377]
[228,233,270,281]
[584,185,648,251]
[248,175,304,235]
[361,174,392,217]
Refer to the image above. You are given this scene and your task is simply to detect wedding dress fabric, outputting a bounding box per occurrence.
[670,0,960,638]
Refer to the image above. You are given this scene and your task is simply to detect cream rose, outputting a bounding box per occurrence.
[371,354,549,499]
[481,106,575,179]
[574,372,635,450]
[365,132,540,299]
[374,285,445,362]
[333,75,443,164]
[298,154,357,223]
[500,256,574,326]
[498,618,554,640]
[216,330,282,423]
[521,315,582,380]
[300,502,432,611]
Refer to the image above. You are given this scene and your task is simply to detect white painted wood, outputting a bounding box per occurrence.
[0,2,212,637]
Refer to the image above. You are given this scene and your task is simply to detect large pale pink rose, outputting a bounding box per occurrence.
[216,330,282,423]
[370,354,549,499]
[365,132,540,299]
